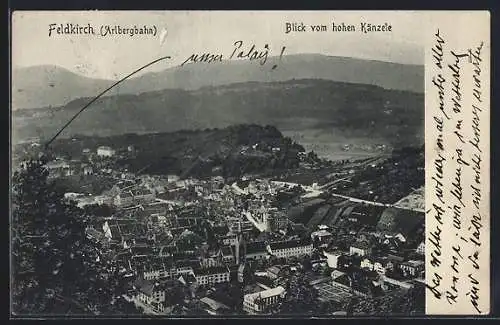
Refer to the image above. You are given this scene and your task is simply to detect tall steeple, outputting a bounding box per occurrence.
[235,214,246,263]
[235,217,241,262]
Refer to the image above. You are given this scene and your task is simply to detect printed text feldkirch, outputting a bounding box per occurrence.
[48,23,94,36]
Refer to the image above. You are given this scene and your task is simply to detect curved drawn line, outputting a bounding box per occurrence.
[45,56,171,147]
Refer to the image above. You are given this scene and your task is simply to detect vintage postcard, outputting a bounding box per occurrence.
[10,11,490,317]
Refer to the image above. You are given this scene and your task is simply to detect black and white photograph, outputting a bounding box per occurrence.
[10,10,489,318]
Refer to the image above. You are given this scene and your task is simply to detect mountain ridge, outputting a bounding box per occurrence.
[12,54,423,110]
[12,78,424,149]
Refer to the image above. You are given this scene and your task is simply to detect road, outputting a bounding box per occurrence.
[269,180,424,213]
[328,192,425,213]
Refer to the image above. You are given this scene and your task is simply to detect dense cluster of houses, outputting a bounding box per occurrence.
[323,231,425,280]
[37,143,426,315]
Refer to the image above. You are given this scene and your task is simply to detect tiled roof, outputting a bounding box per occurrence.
[200,297,230,311]
[194,266,229,276]
[134,277,155,296]
[269,238,312,250]
[246,241,267,254]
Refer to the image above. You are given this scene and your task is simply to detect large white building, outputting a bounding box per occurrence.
[143,264,195,281]
[267,239,313,259]
[243,286,286,314]
[97,146,116,157]
[193,266,230,286]
[323,250,342,269]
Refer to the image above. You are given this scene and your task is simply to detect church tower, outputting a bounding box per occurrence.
[235,215,246,263]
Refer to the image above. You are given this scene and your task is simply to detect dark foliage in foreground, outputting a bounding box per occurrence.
[11,158,141,316]
[342,285,425,316]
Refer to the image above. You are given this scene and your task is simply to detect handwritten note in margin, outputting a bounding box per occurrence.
[425,11,490,315]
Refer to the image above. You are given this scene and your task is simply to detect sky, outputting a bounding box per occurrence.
[12,11,424,80]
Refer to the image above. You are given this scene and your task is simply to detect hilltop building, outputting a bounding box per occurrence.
[97,146,116,157]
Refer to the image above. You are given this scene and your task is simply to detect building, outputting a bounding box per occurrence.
[331,270,346,281]
[114,191,134,207]
[200,255,220,269]
[380,235,402,252]
[267,238,313,259]
[45,160,74,178]
[349,240,372,257]
[268,213,289,232]
[229,219,254,234]
[94,195,113,206]
[323,250,342,269]
[97,146,116,157]
[132,188,156,203]
[142,262,196,281]
[167,175,180,183]
[387,254,405,270]
[311,229,333,246]
[416,241,425,255]
[222,233,238,246]
[360,257,374,270]
[245,241,268,261]
[266,265,289,280]
[114,188,155,207]
[81,164,94,175]
[200,297,230,315]
[238,264,247,283]
[194,266,230,286]
[200,246,235,268]
[109,181,136,196]
[133,277,166,313]
[373,257,393,275]
[220,246,235,265]
[399,260,425,278]
[243,286,286,314]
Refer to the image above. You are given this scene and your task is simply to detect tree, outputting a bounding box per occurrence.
[279,274,318,315]
[11,158,114,315]
[13,159,80,313]
[109,297,143,315]
[317,300,342,315]
[342,285,425,316]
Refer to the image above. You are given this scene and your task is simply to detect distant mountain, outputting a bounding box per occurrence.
[117,54,424,94]
[12,54,423,109]
[12,65,114,110]
[12,79,424,148]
